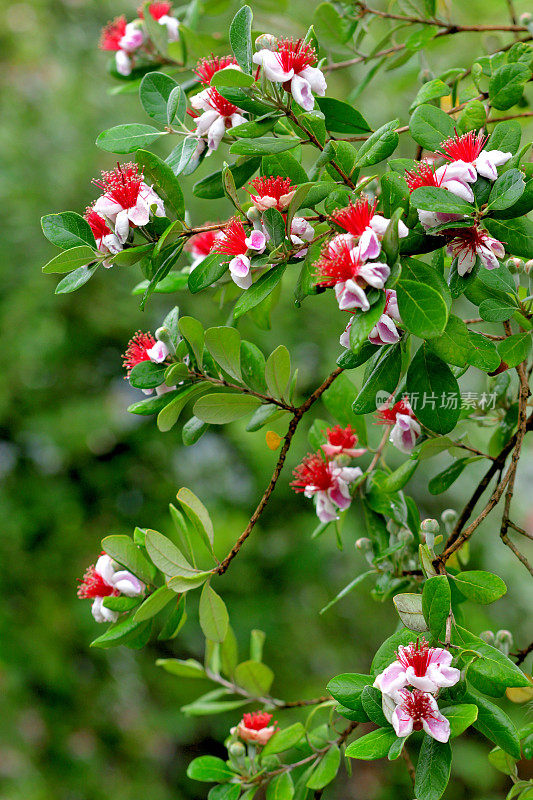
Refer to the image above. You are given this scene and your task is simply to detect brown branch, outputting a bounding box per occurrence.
[215,368,344,575]
[401,745,416,787]
[513,641,533,665]
[189,370,297,412]
[356,2,527,31]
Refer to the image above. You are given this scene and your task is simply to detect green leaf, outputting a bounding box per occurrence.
[489,63,531,111]
[187,756,235,783]
[266,772,294,800]
[319,571,374,615]
[234,660,274,695]
[188,253,227,293]
[199,584,229,643]
[262,723,305,756]
[410,186,473,216]
[393,593,428,632]
[396,281,448,339]
[205,326,242,381]
[316,97,370,134]
[179,316,205,364]
[101,534,155,584]
[167,572,211,593]
[410,104,455,150]
[193,158,261,200]
[371,628,417,674]
[265,345,291,401]
[428,458,475,495]
[468,331,501,372]
[463,690,521,758]
[136,149,185,218]
[414,738,451,800]
[262,151,308,184]
[129,361,167,389]
[479,297,516,322]
[96,123,164,154]
[345,728,397,760]
[211,68,255,89]
[487,120,522,155]
[127,388,183,416]
[42,245,97,274]
[451,571,507,604]
[361,686,390,727]
[406,346,461,434]
[498,333,532,368]
[41,211,96,250]
[233,265,286,322]
[488,169,525,211]
[157,383,209,432]
[410,79,449,111]
[176,487,215,549]
[133,585,174,622]
[306,745,340,790]
[240,341,267,393]
[487,746,518,776]
[90,616,149,649]
[355,121,399,168]
[441,704,478,738]
[349,296,386,354]
[478,263,516,294]
[326,673,371,715]
[229,5,253,73]
[140,72,178,125]
[193,393,261,424]
[263,208,286,247]
[231,138,300,156]
[144,529,197,577]
[182,416,210,446]
[352,343,402,414]
[453,625,529,696]
[427,315,471,368]
[485,217,533,259]
[167,85,186,126]
[422,575,451,640]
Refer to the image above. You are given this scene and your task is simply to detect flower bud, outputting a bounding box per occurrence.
[155,326,176,355]
[356,537,372,552]
[246,206,261,224]
[228,741,245,758]
[397,527,413,544]
[421,518,440,534]
[496,629,513,655]
[524,259,533,275]
[520,12,532,24]
[506,257,523,271]
[255,34,277,51]
[441,509,457,525]
[479,630,495,645]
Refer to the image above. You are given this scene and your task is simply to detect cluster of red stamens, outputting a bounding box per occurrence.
[122,331,156,375]
[397,639,433,676]
[99,16,127,51]
[210,219,249,258]
[447,225,493,257]
[193,55,238,85]
[315,239,363,286]
[405,162,444,192]
[291,453,335,492]
[276,38,317,73]
[330,196,377,236]
[397,689,437,731]
[84,207,113,239]
[439,130,487,163]
[77,563,117,599]
[204,88,239,117]
[376,397,413,425]
[92,163,143,209]
[241,711,276,731]
[138,1,173,19]
[186,229,219,256]
[325,424,358,450]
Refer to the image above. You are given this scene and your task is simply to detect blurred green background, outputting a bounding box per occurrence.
[1,1,532,798]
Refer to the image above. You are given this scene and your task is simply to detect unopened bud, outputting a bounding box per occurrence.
[441,509,457,524]
[255,34,277,51]
[155,326,176,355]
[228,741,245,758]
[479,630,495,645]
[356,537,372,552]
[520,12,532,24]
[506,257,523,271]
[421,519,440,534]
[246,206,261,223]
[398,527,413,544]
[496,629,513,655]
[524,259,533,275]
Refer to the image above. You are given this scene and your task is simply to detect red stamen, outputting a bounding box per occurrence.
[376,396,414,425]
[84,207,112,240]
[405,162,444,192]
[314,239,364,286]
[291,453,335,492]
[122,331,156,375]
[77,564,117,599]
[211,218,249,258]
[447,225,495,261]
[249,176,295,207]
[398,689,437,731]
[99,16,127,51]
[204,87,239,117]
[92,162,143,210]
[276,38,317,73]
[186,229,219,256]
[397,639,433,677]
[138,1,172,20]
[325,424,357,449]
[193,55,238,85]
[241,711,275,731]
[330,196,378,236]
[440,130,488,164]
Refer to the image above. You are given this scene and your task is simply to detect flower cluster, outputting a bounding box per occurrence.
[291,425,364,522]
[88,162,165,261]
[377,396,421,454]
[210,218,267,289]
[340,288,403,348]
[253,37,326,111]
[100,2,180,76]
[230,711,278,745]
[123,330,172,395]
[77,553,145,623]
[405,130,511,275]
[191,55,246,154]
[374,638,460,742]
[248,175,315,257]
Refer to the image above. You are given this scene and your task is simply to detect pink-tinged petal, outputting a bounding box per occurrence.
[478,244,500,270]
[146,341,169,363]
[339,320,351,349]
[114,210,130,244]
[439,160,477,183]
[429,648,453,667]
[112,571,145,596]
[229,255,251,278]
[475,151,499,180]
[426,663,461,688]
[381,692,398,723]
[229,113,247,129]
[159,15,180,42]
[358,261,390,288]
[128,202,151,227]
[195,109,219,135]
[115,51,132,76]
[251,195,278,211]
[359,228,382,260]
[456,248,476,277]
[322,444,342,457]
[489,238,506,259]
[94,194,123,219]
[254,50,293,82]
[406,666,439,693]
[316,492,338,522]
[329,485,351,510]
[375,662,408,696]
[444,179,474,203]
[385,289,401,321]
[392,705,414,738]
[101,233,123,254]
[336,280,370,311]
[369,314,400,346]
[280,190,297,209]
[369,214,390,236]
[337,466,363,482]
[423,710,450,743]
[190,89,212,112]
[119,23,144,51]
[291,75,314,111]
[291,217,313,239]
[418,210,441,231]
[245,230,267,252]
[344,447,367,458]
[92,597,119,624]
[299,66,327,95]
[207,116,226,153]
[95,555,116,585]
[397,219,409,238]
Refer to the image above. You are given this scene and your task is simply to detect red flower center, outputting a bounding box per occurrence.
[77,565,117,599]
[93,162,143,210]
[326,424,357,449]
[249,176,295,207]
[315,239,364,286]
[447,225,493,259]
[276,38,317,73]
[440,130,487,164]
[397,638,433,677]
[242,711,275,731]
[205,87,239,117]
[193,55,238,85]
[138,1,173,20]
[291,453,335,492]
[100,16,127,51]
[186,229,219,256]
[122,331,156,375]
[398,689,437,730]
[405,162,444,192]
[377,397,413,425]
[84,207,112,240]
[211,219,249,258]
[330,196,378,236]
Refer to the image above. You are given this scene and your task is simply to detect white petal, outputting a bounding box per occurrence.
[255,50,294,82]
[298,66,327,96]
[291,75,314,111]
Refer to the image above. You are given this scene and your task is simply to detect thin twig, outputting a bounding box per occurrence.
[513,641,533,665]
